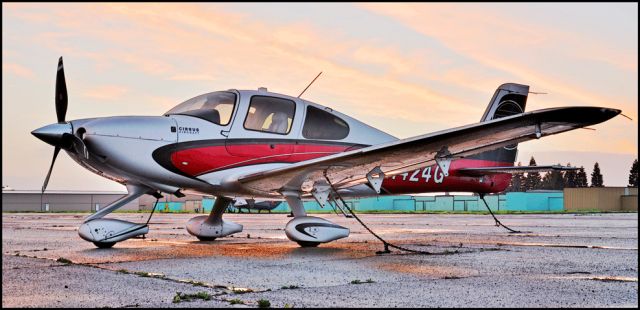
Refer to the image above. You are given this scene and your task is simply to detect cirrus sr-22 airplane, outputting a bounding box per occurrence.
[32,57,622,248]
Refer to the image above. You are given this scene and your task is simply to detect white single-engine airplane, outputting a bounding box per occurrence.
[33,57,622,248]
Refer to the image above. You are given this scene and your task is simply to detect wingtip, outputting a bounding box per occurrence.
[603,107,622,120]
[607,108,622,115]
[586,107,623,123]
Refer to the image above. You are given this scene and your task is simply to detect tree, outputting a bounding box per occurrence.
[524,156,542,191]
[629,159,638,187]
[541,173,551,190]
[505,162,525,192]
[590,162,604,187]
[563,162,577,188]
[541,164,564,190]
[575,166,589,187]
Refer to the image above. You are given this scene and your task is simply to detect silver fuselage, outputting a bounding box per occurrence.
[63,89,397,199]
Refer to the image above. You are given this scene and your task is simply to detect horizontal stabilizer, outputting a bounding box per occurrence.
[458,165,577,176]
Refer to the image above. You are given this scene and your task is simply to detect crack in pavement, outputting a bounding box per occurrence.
[7,254,284,306]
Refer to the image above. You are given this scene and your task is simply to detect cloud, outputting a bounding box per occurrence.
[11,10,51,23]
[2,62,35,79]
[3,3,636,190]
[6,3,636,128]
[351,46,421,75]
[361,3,637,116]
[359,2,638,158]
[84,3,478,126]
[116,52,174,76]
[17,4,463,115]
[168,74,217,81]
[362,3,637,72]
[142,95,183,112]
[81,85,128,100]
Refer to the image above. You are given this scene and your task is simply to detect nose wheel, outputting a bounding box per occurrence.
[196,236,217,242]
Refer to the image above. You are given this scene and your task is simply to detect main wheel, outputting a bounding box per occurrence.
[296,241,321,247]
[93,242,116,249]
[196,236,217,241]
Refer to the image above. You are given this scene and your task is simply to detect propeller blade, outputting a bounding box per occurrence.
[55,57,68,123]
[42,147,61,193]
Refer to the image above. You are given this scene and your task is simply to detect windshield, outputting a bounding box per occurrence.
[165,91,236,126]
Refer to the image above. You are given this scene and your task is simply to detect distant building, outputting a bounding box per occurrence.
[138,193,210,213]
[2,187,637,213]
[2,190,139,212]
[564,187,637,212]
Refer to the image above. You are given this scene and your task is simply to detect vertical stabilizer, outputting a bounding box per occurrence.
[471,83,529,164]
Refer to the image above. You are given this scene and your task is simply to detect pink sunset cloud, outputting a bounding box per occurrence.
[2,62,35,79]
[2,3,636,190]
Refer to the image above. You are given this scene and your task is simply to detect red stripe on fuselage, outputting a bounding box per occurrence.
[171,144,349,176]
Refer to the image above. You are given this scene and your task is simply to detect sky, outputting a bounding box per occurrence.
[2,3,638,191]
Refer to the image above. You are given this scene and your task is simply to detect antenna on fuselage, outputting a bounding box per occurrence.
[297,71,323,98]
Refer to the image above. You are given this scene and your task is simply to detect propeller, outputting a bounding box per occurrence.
[40,57,69,194]
[56,57,68,123]
[42,147,61,193]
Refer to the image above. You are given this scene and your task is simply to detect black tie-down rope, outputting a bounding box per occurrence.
[324,173,441,255]
[477,193,527,234]
[145,196,161,226]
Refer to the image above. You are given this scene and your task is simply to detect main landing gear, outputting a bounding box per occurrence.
[282,192,350,247]
[186,196,243,241]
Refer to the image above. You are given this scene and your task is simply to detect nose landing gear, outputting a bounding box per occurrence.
[78,184,151,248]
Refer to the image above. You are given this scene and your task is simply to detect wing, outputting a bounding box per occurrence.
[230,106,620,196]
[457,164,577,176]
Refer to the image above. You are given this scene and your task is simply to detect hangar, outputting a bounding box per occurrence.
[2,187,636,213]
[1,190,139,212]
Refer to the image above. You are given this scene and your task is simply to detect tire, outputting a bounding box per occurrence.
[296,241,321,247]
[196,236,217,241]
[93,242,116,249]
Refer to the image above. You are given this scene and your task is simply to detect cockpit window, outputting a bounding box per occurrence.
[165,91,236,126]
[302,106,349,140]
[244,96,295,135]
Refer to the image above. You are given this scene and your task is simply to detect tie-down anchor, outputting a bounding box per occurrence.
[366,166,385,194]
[435,146,453,177]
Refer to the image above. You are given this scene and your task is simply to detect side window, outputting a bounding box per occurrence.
[244,96,295,135]
[302,106,350,140]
